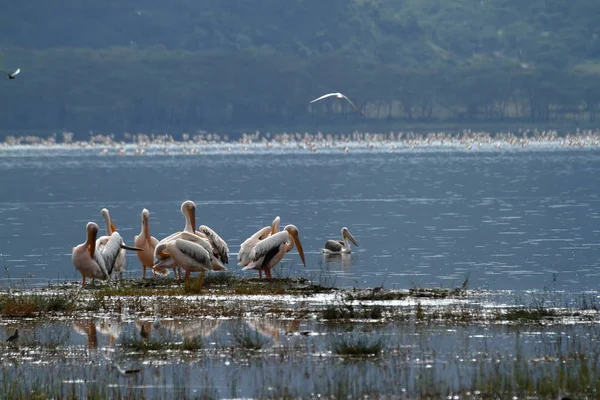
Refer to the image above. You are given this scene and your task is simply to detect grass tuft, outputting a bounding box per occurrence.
[332,335,384,356]
[0,293,77,317]
[232,327,270,350]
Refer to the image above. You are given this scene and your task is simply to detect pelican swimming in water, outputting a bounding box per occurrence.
[238,216,281,278]
[72,222,143,287]
[134,208,159,279]
[153,201,227,278]
[96,208,126,280]
[242,225,306,279]
[310,92,364,116]
[322,227,359,254]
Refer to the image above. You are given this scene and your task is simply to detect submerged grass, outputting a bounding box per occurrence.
[121,336,203,353]
[332,335,385,356]
[232,326,270,350]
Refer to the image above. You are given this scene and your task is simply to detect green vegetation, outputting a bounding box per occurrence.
[1,1,600,135]
[121,336,203,352]
[232,326,270,351]
[0,292,77,317]
[331,335,385,356]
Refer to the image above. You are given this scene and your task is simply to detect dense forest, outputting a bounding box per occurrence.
[0,0,599,138]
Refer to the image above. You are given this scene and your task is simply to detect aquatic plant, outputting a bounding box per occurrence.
[0,293,77,317]
[331,334,384,356]
[232,326,270,350]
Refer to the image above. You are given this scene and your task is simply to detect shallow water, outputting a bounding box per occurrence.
[1,315,599,398]
[0,145,599,294]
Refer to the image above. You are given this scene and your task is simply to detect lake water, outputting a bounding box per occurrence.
[1,144,599,293]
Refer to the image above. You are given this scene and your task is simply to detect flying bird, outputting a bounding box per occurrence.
[310,92,364,116]
[2,68,20,79]
[322,227,359,254]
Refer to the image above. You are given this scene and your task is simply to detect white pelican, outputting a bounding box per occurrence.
[310,92,364,116]
[134,208,159,279]
[238,216,281,279]
[322,227,359,254]
[152,238,214,280]
[72,222,142,287]
[153,201,227,277]
[242,225,306,279]
[197,224,230,265]
[2,68,20,79]
[97,208,126,280]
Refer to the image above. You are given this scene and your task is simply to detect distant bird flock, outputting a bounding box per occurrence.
[3,129,600,155]
[72,200,354,287]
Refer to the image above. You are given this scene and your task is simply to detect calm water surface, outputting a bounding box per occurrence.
[0,145,599,293]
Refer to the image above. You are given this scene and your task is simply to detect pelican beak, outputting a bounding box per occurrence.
[110,221,117,233]
[271,218,279,234]
[87,228,97,258]
[189,206,196,233]
[120,244,144,252]
[344,230,359,247]
[157,249,170,258]
[290,231,306,267]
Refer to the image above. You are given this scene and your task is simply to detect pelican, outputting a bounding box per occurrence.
[197,224,230,264]
[134,208,159,279]
[97,208,126,280]
[242,225,306,279]
[310,92,364,116]
[238,216,281,279]
[152,238,214,280]
[154,201,227,277]
[2,68,20,79]
[322,227,359,254]
[72,222,143,287]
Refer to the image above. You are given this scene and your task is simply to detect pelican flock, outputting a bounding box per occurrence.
[72,222,143,286]
[72,200,358,286]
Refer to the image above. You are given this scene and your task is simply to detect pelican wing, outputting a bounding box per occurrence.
[250,231,288,263]
[238,226,272,266]
[310,93,339,103]
[92,248,110,280]
[198,225,229,264]
[12,68,20,76]
[174,239,212,266]
[340,94,364,115]
[324,240,344,253]
[101,232,124,276]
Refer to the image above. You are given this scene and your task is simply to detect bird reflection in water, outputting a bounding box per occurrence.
[162,319,221,339]
[245,318,302,344]
[73,319,98,350]
[323,252,353,271]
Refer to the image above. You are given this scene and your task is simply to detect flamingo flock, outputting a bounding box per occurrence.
[72,200,358,287]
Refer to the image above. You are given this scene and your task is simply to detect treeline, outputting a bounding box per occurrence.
[0,0,600,136]
[0,48,599,137]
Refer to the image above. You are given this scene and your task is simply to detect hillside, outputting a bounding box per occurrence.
[0,0,599,137]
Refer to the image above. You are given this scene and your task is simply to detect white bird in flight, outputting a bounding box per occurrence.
[2,68,20,79]
[310,92,364,116]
